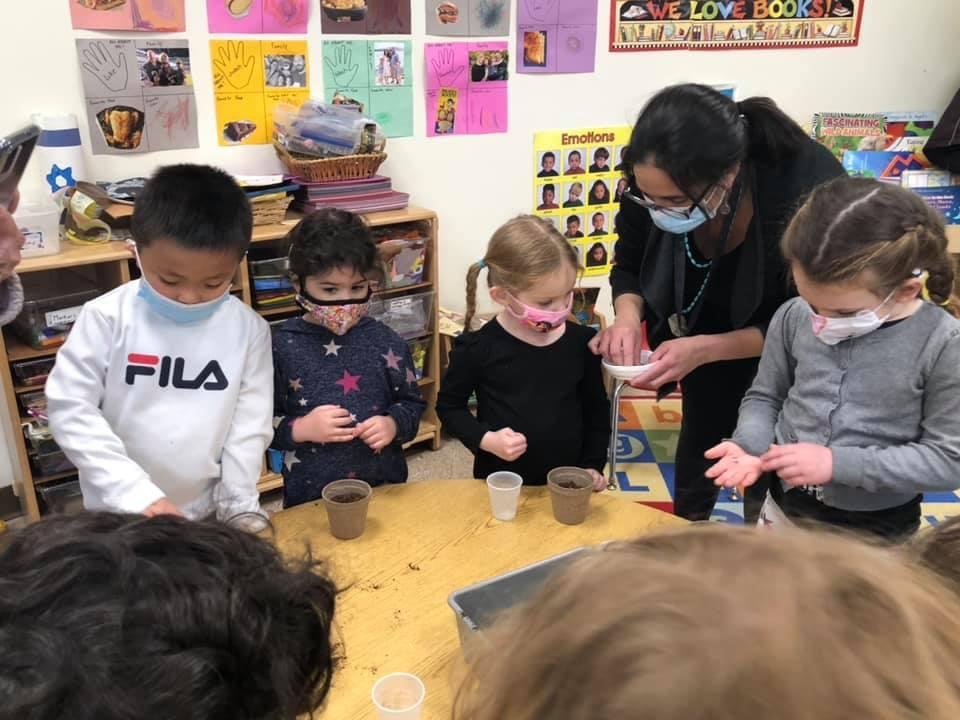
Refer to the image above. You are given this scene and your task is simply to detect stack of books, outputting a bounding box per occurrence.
[291,175,409,214]
[236,175,300,226]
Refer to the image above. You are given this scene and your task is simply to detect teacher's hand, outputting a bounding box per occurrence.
[630,336,707,389]
[588,319,643,366]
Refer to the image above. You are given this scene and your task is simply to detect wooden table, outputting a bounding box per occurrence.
[271,479,685,719]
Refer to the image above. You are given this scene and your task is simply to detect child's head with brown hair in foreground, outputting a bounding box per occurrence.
[455,524,960,720]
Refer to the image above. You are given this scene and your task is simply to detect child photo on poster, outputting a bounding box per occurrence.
[435,88,458,134]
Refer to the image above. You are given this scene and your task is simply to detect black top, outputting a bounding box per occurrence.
[436,320,610,485]
[610,138,844,347]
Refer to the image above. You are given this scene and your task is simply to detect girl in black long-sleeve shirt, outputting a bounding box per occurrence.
[437,216,610,488]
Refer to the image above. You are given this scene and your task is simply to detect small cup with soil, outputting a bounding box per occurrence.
[546,467,593,525]
[322,479,373,540]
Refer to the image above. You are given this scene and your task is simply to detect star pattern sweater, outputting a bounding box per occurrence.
[271,316,426,507]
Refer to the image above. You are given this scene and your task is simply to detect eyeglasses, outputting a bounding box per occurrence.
[625,184,726,220]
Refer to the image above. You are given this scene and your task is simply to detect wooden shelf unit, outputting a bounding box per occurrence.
[2,206,442,521]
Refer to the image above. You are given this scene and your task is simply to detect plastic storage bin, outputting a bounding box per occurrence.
[379,238,427,288]
[18,390,47,418]
[448,547,592,655]
[13,272,99,350]
[12,357,56,387]
[31,449,75,477]
[370,290,434,340]
[407,337,430,380]
[23,420,58,455]
[14,200,61,258]
[250,257,290,277]
[37,478,84,515]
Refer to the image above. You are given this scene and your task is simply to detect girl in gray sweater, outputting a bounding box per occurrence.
[707,177,960,539]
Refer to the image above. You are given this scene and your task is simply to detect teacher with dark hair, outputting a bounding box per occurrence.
[590,84,843,523]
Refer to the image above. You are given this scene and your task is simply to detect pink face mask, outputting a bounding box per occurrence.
[506,292,573,333]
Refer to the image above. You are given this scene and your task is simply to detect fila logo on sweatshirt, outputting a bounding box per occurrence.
[125,354,229,391]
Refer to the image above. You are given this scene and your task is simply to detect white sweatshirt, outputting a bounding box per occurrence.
[45,280,273,519]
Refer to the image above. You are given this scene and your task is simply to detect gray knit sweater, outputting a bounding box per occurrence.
[733,297,960,512]
[0,274,23,326]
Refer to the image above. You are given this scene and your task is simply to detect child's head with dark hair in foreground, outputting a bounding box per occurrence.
[0,512,337,720]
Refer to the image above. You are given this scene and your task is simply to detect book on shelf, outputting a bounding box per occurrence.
[811,111,937,161]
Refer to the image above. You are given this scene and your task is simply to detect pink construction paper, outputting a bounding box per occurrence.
[467,86,507,134]
[207,0,264,33]
[262,0,309,33]
[425,43,470,90]
[70,0,135,30]
[426,41,507,136]
[132,0,186,31]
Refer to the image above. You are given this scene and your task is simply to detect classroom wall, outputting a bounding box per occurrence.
[0,1,959,489]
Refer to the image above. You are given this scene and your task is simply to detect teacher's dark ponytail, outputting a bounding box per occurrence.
[626,84,807,193]
[736,96,808,166]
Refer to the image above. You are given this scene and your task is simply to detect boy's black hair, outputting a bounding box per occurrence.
[568,150,581,160]
[132,164,252,257]
[541,151,556,163]
[566,215,580,226]
[0,513,337,720]
[593,212,604,221]
[543,183,556,195]
[286,208,383,283]
[593,147,610,160]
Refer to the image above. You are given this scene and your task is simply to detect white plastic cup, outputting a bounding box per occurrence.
[486,471,523,521]
[371,672,425,719]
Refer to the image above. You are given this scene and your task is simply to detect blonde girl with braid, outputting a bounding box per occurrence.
[707,176,960,539]
[436,215,610,489]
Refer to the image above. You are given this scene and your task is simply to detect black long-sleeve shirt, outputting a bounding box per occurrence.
[436,320,610,485]
[610,138,844,347]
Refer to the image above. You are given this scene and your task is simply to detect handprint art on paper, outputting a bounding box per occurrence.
[157,97,191,139]
[524,0,558,22]
[430,47,465,87]
[265,0,308,27]
[324,44,360,87]
[213,41,257,91]
[81,41,130,93]
[475,0,507,29]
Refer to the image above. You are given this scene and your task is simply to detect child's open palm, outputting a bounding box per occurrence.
[705,441,763,489]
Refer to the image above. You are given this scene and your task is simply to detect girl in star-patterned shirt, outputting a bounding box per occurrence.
[271,210,426,508]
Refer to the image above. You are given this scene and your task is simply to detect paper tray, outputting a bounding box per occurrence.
[447,547,593,654]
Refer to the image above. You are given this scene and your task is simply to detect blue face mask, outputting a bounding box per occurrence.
[137,276,230,324]
[133,242,232,324]
[648,205,711,234]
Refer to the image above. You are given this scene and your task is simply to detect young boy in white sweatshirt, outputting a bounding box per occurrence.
[46,165,273,520]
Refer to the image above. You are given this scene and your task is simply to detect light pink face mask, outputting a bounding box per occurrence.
[506,292,573,333]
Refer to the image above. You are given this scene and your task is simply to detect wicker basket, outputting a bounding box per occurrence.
[251,195,294,226]
[275,144,387,183]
